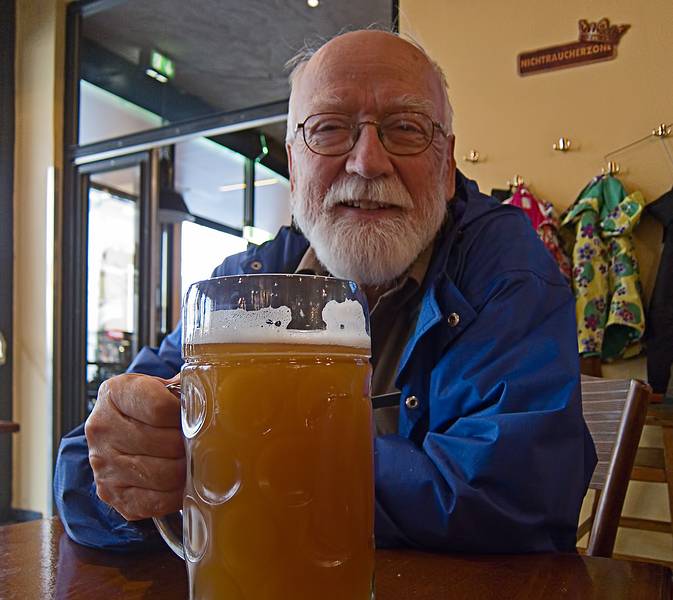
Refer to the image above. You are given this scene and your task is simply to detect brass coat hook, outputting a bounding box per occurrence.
[653,123,672,138]
[553,138,572,152]
[463,149,481,163]
[601,160,622,175]
[508,174,526,188]
[605,120,672,158]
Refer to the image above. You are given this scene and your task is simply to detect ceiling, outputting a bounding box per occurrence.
[80,0,395,168]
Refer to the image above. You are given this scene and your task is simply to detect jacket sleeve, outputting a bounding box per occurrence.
[374,269,596,553]
[52,236,282,549]
[53,326,183,549]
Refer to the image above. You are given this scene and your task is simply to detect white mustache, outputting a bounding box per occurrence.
[322,176,413,210]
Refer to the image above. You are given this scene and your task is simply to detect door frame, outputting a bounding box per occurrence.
[0,0,16,522]
[59,150,158,438]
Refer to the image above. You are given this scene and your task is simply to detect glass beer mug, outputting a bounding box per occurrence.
[154,274,375,600]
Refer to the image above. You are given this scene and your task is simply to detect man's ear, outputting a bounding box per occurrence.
[286,143,295,194]
[444,135,456,200]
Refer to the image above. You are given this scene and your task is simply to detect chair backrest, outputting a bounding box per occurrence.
[579,377,651,557]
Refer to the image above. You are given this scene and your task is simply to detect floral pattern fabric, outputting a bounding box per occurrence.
[504,185,572,281]
[561,175,645,360]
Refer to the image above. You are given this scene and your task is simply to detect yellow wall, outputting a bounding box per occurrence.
[400,0,673,562]
[12,0,65,515]
[399,0,672,300]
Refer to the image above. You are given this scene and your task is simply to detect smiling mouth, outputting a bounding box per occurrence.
[338,200,399,210]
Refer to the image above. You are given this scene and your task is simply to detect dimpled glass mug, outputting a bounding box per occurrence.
[154,274,375,600]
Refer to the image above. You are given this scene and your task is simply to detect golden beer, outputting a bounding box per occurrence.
[181,342,374,600]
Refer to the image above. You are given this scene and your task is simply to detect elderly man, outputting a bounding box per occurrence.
[55,30,596,553]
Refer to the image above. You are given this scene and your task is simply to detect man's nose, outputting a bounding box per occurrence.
[344,124,394,179]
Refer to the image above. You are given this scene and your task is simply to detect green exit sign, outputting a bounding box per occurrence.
[150,50,175,79]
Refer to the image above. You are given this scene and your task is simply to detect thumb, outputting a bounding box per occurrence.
[156,373,181,386]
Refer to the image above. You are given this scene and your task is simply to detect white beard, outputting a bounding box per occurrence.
[291,174,447,286]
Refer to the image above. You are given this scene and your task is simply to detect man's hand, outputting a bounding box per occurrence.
[85,374,185,521]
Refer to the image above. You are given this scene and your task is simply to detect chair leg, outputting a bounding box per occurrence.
[582,490,602,551]
[660,426,673,545]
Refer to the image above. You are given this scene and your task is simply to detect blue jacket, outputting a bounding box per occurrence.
[54,172,596,553]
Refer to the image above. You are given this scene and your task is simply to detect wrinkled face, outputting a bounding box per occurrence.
[286,31,456,286]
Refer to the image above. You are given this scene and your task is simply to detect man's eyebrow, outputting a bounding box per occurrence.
[305,93,346,113]
[392,94,436,114]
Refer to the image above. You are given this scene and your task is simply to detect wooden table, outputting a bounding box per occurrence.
[0,518,670,599]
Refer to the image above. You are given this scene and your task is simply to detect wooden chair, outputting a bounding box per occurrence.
[577,377,651,557]
[623,399,673,541]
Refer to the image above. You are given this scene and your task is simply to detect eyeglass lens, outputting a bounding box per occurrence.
[302,113,435,156]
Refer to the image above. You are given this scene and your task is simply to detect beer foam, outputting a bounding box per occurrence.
[186,299,370,348]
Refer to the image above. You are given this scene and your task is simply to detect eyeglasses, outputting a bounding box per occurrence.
[295,112,449,156]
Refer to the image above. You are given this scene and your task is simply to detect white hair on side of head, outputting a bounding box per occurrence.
[284,27,454,143]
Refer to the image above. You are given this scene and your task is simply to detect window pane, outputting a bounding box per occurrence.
[86,169,140,403]
[253,162,291,240]
[78,0,394,144]
[175,137,246,230]
[181,222,248,300]
[79,81,163,146]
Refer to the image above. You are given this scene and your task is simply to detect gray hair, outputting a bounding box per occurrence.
[284,28,454,144]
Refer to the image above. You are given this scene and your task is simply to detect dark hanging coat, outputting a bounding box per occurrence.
[646,187,673,393]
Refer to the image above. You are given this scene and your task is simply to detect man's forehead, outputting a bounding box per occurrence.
[294,32,441,113]
[307,91,436,114]
[306,32,431,79]
[314,30,427,62]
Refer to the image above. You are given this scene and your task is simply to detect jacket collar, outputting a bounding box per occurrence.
[240,225,309,274]
[453,170,504,228]
[424,170,501,286]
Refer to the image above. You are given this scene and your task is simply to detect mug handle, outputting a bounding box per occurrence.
[152,381,185,560]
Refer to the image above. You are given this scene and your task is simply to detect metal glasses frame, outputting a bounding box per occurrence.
[296,111,449,156]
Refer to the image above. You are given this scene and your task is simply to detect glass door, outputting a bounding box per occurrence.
[85,168,143,408]
[61,151,160,431]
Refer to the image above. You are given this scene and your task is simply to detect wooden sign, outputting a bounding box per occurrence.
[518,18,630,76]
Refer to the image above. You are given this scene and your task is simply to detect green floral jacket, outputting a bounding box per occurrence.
[561,176,645,360]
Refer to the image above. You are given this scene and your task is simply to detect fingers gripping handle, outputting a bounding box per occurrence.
[152,382,185,560]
